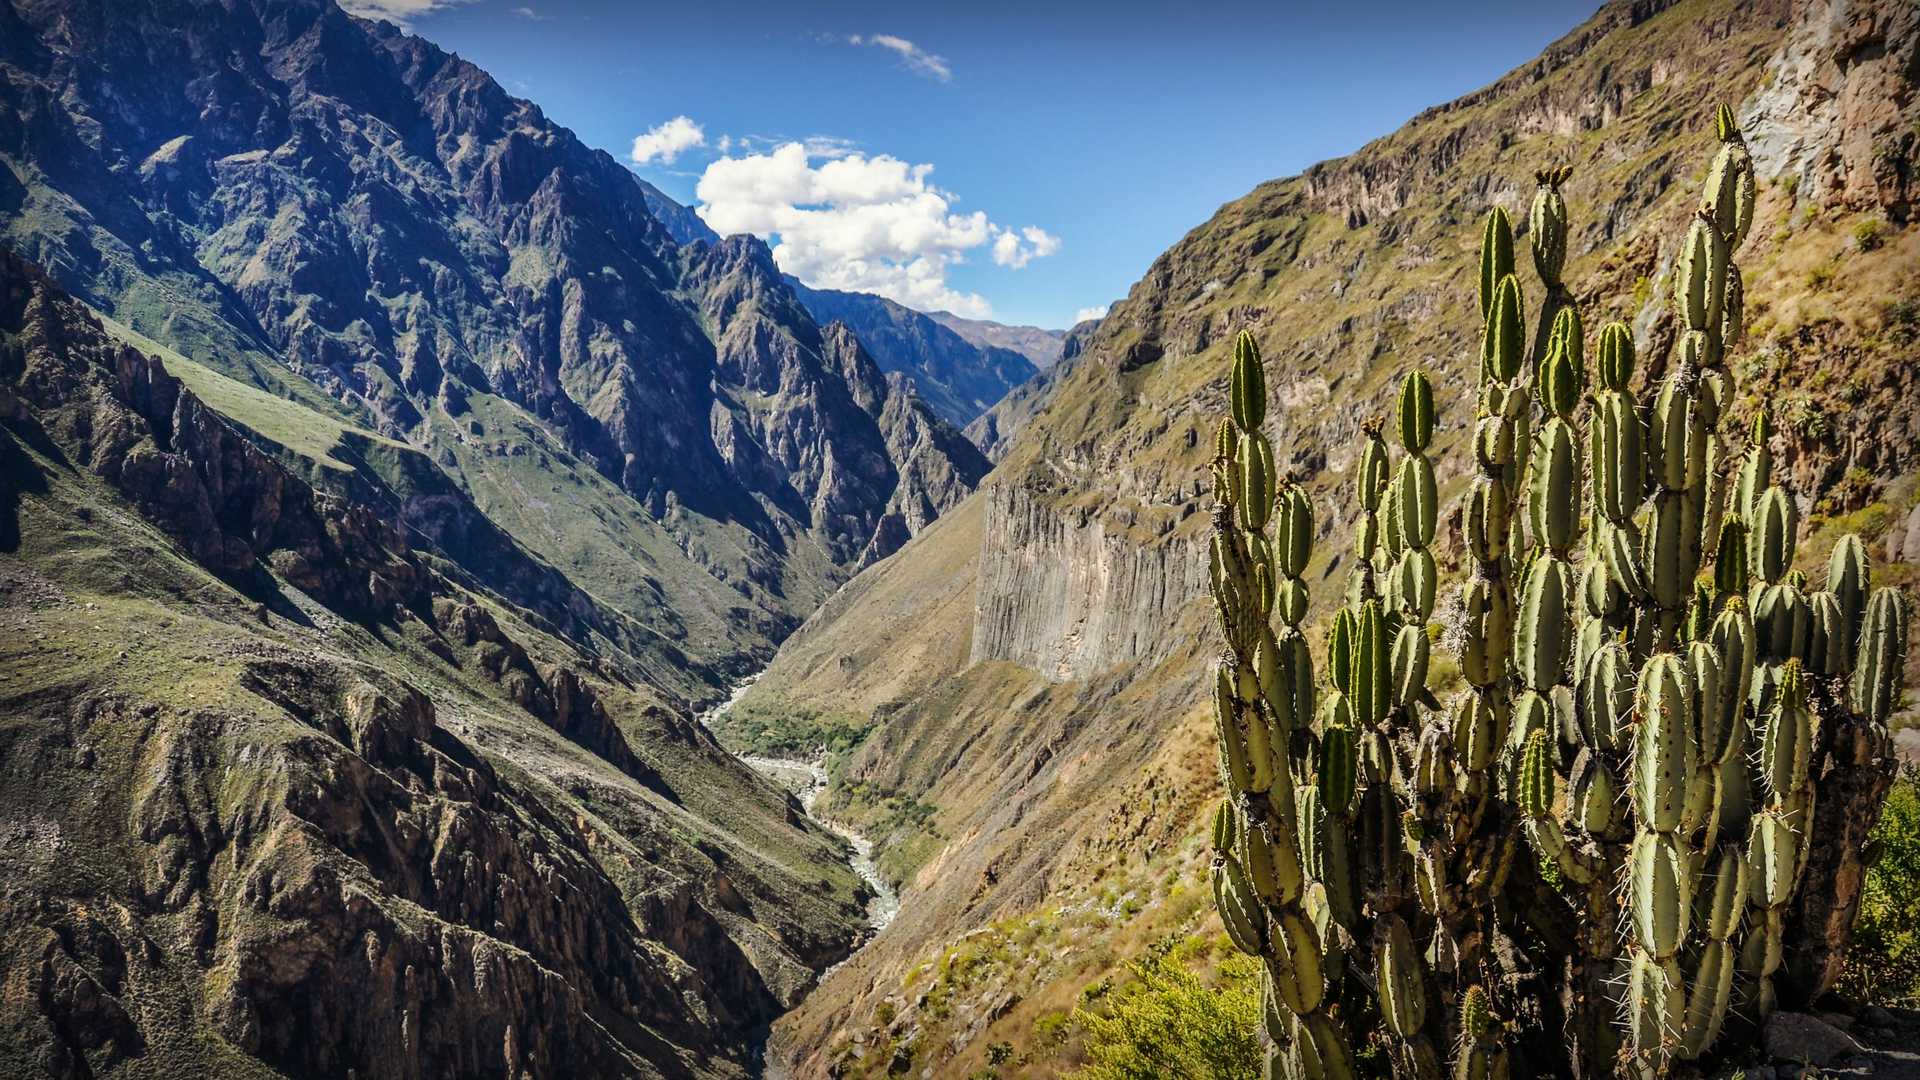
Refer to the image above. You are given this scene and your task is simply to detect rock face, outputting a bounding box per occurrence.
[1,250,873,1077]
[0,0,989,697]
[786,279,1039,429]
[751,0,1920,1074]
[971,484,1205,681]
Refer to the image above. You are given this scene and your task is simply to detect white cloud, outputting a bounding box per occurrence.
[846,33,952,82]
[338,0,471,24]
[630,116,706,166]
[694,142,1059,318]
[992,225,1061,269]
[1074,304,1110,324]
[509,5,550,20]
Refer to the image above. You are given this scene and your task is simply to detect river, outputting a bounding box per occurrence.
[699,676,900,943]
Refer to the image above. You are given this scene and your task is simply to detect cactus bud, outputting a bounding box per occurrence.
[1231,330,1266,433]
[1520,728,1555,818]
[1530,168,1570,286]
[1596,320,1634,390]
[1483,275,1525,383]
[1479,207,1515,321]
[1376,914,1428,1038]
[1398,369,1435,452]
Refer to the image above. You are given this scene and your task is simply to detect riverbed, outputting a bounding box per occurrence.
[699,677,899,941]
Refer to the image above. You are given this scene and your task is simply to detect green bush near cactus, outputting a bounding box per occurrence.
[1840,767,1920,1006]
[1202,105,1909,1078]
[1070,940,1264,1080]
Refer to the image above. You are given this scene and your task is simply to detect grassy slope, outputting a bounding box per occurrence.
[749,1,1920,1074]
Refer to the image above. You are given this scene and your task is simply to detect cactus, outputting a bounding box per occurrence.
[1204,105,1906,1079]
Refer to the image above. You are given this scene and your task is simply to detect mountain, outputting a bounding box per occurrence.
[636,177,722,248]
[784,279,1038,428]
[961,315,1100,461]
[0,0,999,1074]
[0,0,984,707]
[0,249,873,1077]
[925,310,1067,370]
[741,0,1920,1074]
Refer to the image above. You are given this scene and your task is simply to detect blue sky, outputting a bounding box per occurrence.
[359,0,1600,329]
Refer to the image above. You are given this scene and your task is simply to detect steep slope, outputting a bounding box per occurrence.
[0,0,982,701]
[926,310,1067,371]
[750,0,1920,1074]
[785,279,1038,428]
[0,251,872,1078]
[961,315,1100,462]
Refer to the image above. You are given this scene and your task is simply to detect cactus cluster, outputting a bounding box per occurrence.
[1206,105,1907,1078]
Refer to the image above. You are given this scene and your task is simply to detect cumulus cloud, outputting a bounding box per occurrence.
[630,116,706,166]
[847,33,952,82]
[694,142,1059,318]
[992,225,1062,269]
[1074,304,1110,324]
[338,0,472,24]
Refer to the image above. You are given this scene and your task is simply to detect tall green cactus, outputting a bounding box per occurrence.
[1204,105,1907,1079]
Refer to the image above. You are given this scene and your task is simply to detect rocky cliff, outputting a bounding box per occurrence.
[0,0,987,701]
[970,484,1206,682]
[0,251,878,1077]
[746,1,1920,1074]
[785,279,1039,429]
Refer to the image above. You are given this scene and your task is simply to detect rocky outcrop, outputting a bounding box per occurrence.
[970,484,1205,681]
[0,249,425,621]
[787,280,1038,427]
[1745,0,1920,222]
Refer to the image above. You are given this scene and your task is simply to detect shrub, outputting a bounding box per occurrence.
[1852,215,1886,252]
[1841,766,1920,1005]
[1070,943,1261,1080]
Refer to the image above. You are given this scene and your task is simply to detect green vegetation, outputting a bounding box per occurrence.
[707,688,872,760]
[1069,940,1261,1080]
[1202,105,1909,1077]
[1852,215,1886,252]
[1842,767,1920,1006]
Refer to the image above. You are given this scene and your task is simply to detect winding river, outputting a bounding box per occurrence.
[699,677,900,944]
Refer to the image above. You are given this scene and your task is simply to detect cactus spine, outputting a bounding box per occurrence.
[1206,106,1905,1078]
